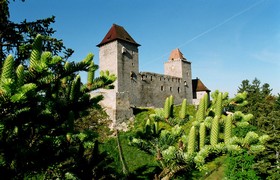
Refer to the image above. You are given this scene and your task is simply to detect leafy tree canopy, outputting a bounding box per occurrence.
[0,0,74,68]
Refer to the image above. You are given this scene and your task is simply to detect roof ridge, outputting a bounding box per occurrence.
[168,48,187,61]
[97,24,140,47]
[192,78,210,92]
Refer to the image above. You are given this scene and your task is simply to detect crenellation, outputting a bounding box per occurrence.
[96,24,210,128]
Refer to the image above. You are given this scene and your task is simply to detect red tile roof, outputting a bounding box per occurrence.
[97,24,140,47]
[169,48,187,61]
[192,78,210,92]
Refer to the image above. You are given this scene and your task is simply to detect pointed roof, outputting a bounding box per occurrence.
[168,48,187,61]
[97,24,140,47]
[192,78,211,92]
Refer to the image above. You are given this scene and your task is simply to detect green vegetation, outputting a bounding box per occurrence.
[236,78,280,179]
[1,1,279,179]
[0,34,116,179]
[127,92,270,179]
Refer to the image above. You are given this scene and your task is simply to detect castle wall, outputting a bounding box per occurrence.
[164,60,193,104]
[99,41,119,91]
[193,91,208,106]
[97,25,196,127]
[164,60,183,78]
[129,72,192,108]
[116,41,139,92]
[99,40,138,126]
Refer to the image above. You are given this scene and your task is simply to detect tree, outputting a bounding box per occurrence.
[225,150,259,180]
[129,91,268,179]
[0,34,117,179]
[237,78,273,126]
[237,78,280,179]
[0,0,73,68]
[253,94,280,179]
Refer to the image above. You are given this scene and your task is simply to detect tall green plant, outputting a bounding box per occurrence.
[164,96,170,119]
[199,122,206,150]
[196,96,206,122]
[210,116,219,145]
[203,93,209,111]
[188,126,196,154]
[215,92,223,118]
[224,115,232,144]
[129,90,269,179]
[1,54,14,80]
[169,95,174,118]
[0,34,116,179]
[179,98,187,119]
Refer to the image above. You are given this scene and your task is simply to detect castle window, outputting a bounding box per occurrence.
[132,63,134,67]
[130,71,133,79]
[151,76,153,81]
[170,87,173,91]
[161,86,164,91]
[177,87,180,93]
[160,77,162,81]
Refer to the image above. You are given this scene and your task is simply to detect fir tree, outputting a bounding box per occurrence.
[0,34,116,179]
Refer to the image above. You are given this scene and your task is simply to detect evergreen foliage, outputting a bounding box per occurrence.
[164,95,175,120]
[210,116,219,146]
[164,97,170,119]
[0,34,116,179]
[236,78,280,179]
[179,98,187,119]
[1,0,74,67]
[1,54,14,80]
[225,151,259,180]
[199,123,206,150]
[187,126,196,154]
[215,92,223,118]
[224,115,232,144]
[129,92,268,179]
[196,96,206,122]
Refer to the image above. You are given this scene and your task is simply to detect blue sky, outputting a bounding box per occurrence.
[9,0,280,97]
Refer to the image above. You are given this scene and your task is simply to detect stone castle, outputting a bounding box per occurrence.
[96,24,210,125]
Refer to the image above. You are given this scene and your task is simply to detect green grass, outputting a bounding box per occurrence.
[100,131,158,176]
[191,155,227,180]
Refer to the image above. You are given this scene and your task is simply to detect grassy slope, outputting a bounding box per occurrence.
[99,108,159,177]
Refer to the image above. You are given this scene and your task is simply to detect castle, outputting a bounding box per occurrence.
[96,24,210,126]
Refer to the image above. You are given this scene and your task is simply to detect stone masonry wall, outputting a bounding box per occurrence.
[98,39,193,126]
[129,72,192,108]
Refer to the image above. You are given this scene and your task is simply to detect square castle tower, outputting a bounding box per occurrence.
[96,24,210,126]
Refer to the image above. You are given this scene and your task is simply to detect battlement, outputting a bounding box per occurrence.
[97,24,209,127]
[139,72,183,83]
